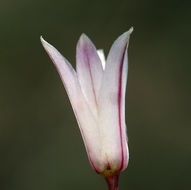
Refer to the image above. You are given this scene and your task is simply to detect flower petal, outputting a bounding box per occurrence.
[98,28,133,171]
[97,49,106,70]
[40,37,82,106]
[41,37,104,172]
[76,34,104,117]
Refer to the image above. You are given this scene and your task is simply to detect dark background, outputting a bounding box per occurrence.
[0,0,190,189]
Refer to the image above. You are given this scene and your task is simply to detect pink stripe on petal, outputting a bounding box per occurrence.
[118,46,126,171]
[118,44,128,171]
[76,34,104,117]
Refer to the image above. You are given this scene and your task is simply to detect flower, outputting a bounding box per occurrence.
[40,28,133,189]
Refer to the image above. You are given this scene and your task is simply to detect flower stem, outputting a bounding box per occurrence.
[105,175,119,190]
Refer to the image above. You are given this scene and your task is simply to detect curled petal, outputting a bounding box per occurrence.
[41,37,103,172]
[40,36,82,106]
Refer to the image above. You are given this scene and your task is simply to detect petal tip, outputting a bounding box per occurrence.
[40,35,50,49]
[79,33,89,43]
[40,36,55,53]
[122,27,134,41]
[40,35,46,44]
[128,27,134,34]
[78,33,95,49]
[40,35,43,41]
[115,27,133,48]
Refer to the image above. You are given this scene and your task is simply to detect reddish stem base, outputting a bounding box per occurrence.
[105,175,119,190]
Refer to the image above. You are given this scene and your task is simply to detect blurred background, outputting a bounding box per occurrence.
[0,0,190,189]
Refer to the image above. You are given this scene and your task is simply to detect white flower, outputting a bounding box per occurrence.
[41,28,133,189]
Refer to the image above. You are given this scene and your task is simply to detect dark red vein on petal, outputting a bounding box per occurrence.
[118,44,127,172]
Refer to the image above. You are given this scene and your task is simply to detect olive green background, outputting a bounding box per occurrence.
[0,0,190,189]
